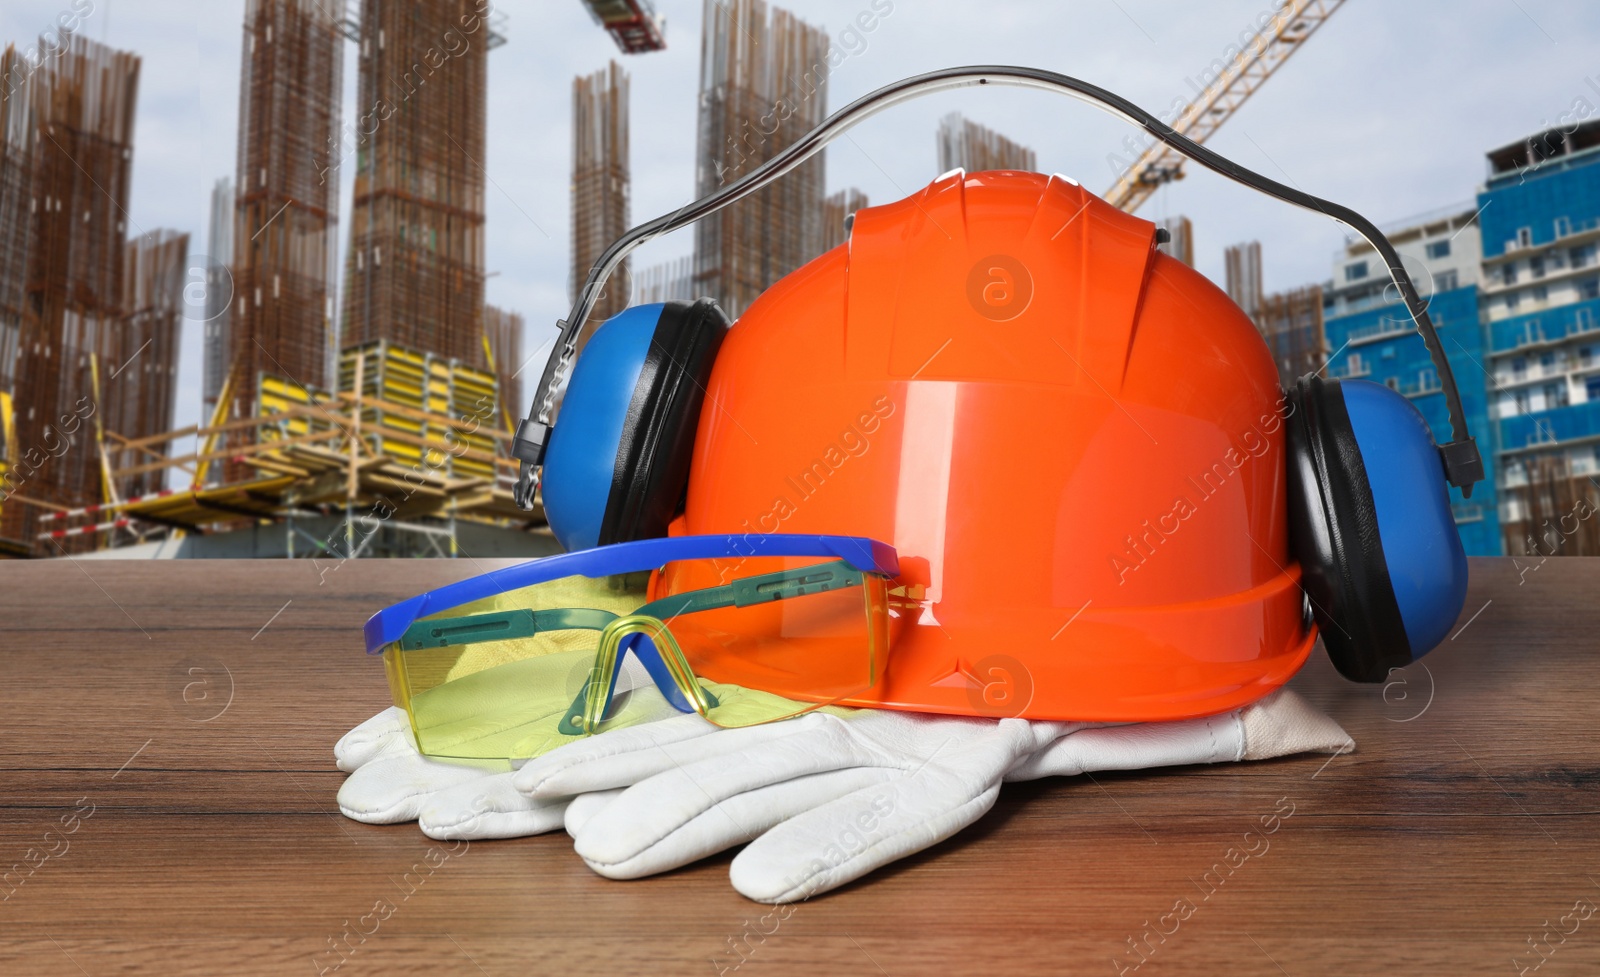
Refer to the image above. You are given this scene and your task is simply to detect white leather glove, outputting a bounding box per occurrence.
[515,688,1351,903]
[335,663,685,839]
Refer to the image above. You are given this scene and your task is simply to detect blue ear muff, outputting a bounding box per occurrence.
[542,299,729,551]
[1285,375,1468,682]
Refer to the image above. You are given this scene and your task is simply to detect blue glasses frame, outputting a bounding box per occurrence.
[365,533,900,723]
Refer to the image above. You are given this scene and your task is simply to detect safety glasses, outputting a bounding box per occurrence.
[364,534,899,760]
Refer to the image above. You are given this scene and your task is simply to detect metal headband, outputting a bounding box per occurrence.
[511,65,1484,509]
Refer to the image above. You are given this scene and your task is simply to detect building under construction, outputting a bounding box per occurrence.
[1157,215,1195,267]
[226,0,344,480]
[106,230,189,500]
[482,304,523,431]
[1226,241,1326,386]
[572,61,632,321]
[0,36,142,554]
[342,0,492,368]
[201,177,235,422]
[936,113,1037,174]
[693,0,829,318]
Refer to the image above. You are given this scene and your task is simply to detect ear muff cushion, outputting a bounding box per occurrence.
[1339,379,1468,655]
[599,298,729,545]
[1286,376,1415,682]
[541,304,673,552]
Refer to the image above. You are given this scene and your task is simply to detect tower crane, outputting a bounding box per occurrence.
[1104,0,1348,213]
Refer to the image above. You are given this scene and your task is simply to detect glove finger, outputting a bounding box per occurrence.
[1004,712,1246,782]
[1240,688,1354,759]
[335,707,414,773]
[564,788,628,837]
[731,775,1002,904]
[541,712,889,809]
[338,750,508,824]
[574,767,889,881]
[513,712,720,797]
[417,771,571,840]
[519,712,835,799]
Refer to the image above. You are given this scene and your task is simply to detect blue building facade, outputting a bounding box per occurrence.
[1322,209,1501,556]
[1477,120,1600,554]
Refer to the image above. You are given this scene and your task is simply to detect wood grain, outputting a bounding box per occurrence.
[0,556,1596,976]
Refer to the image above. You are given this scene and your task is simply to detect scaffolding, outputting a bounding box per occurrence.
[342,0,490,369]
[107,230,189,500]
[694,0,829,318]
[36,340,545,556]
[0,36,140,554]
[227,0,344,483]
[0,45,37,398]
[482,304,523,433]
[572,61,632,321]
[821,188,867,252]
[935,113,1037,174]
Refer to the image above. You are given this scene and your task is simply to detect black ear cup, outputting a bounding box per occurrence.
[1284,375,1412,682]
[597,298,730,544]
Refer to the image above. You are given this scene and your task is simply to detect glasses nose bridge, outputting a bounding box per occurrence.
[582,614,714,733]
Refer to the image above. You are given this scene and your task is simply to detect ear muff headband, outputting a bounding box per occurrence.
[511,65,1484,510]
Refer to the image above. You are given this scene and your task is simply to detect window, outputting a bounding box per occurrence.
[1513,357,1528,376]
[1507,291,1521,310]
[1345,261,1368,281]
[1582,346,1595,365]
[1584,277,1600,301]
[1436,270,1459,292]
[1557,216,1573,238]
[1503,264,1519,286]
[1533,285,1549,303]
[1385,377,1400,391]
[1541,352,1556,371]
[1573,244,1596,268]
[1518,227,1534,248]
[1589,376,1600,402]
[1544,383,1569,409]
[1425,240,1451,259]
[1516,390,1532,414]
[1531,256,1546,278]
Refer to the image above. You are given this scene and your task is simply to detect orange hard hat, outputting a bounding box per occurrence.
[669,169,1314,722]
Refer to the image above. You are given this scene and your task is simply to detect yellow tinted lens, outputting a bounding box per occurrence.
[387,572,648,759]
[650,556,888,728]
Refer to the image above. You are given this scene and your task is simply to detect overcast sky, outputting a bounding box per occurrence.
[3,0,1598,464]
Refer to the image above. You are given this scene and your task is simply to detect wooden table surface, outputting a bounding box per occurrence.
[1,556,1596,976]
